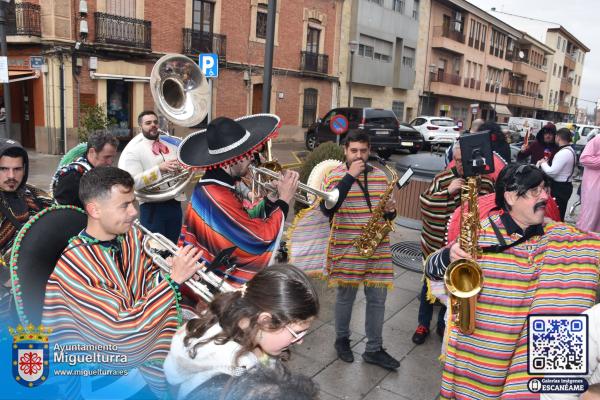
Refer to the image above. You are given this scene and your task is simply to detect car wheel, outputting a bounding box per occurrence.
[305,133,317,151]
[377,149,392,160]
[409,147,419,154]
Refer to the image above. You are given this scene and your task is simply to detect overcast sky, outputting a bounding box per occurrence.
[466,0,598,113]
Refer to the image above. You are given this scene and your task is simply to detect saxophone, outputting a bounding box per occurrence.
[443,176,484,335]
[353,162,399,258]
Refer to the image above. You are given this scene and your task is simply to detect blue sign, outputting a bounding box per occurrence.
[198,53,219,78]
[29,57,44,70]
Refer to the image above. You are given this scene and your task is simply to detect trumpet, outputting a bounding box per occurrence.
[134,220,236,304]
[248,164,339,208]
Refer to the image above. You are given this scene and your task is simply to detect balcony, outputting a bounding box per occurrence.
[6,2,41,38]
[182,29,227,60]
[431,71,461,86]
[512,60,546,82]
[508,90,539,108]
[432,26,465,54]
[557,102,570,114]
[300,51,329,75]
[560,78,573,93]
[463,77,481,90]
[94,12,151,50]
[563,54,576,69]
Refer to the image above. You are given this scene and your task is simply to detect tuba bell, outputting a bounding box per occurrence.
[134,54,210,202]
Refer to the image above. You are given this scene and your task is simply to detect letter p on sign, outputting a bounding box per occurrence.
[199,54,219,78]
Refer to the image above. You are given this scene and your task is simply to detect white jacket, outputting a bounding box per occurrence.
[163,323,259,400]
[118,133,186,203]
[542,304,600,399]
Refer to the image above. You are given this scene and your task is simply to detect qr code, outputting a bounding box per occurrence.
[528,315,588,375]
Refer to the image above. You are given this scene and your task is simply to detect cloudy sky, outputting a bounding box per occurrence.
[467,0,598,113]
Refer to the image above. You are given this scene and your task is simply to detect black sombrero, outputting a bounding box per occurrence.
[178,114,281,169]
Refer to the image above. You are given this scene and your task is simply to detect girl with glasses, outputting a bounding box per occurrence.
[164,264,319,400]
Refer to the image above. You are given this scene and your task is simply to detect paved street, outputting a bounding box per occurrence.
[25,142,581,399]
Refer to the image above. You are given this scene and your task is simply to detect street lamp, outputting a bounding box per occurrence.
[347,40,358,107]
[492,78,501,122]
[427,64,437,115]
[533,80,544,119]
[0,0,11,139]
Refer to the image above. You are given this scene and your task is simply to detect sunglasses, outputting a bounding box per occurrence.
[285,325,309,343]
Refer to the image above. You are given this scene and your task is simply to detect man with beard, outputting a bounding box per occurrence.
[0,138,53,322]
[119,111,184,243]
[43,166,203,396]
[425,163,600,399]
[320,131,400,370]
[178,115,298,286]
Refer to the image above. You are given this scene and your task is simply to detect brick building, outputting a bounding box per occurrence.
[4,0,342,154]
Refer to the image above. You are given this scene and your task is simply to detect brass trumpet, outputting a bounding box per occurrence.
[248,164,339,208]
[134,220,236,304]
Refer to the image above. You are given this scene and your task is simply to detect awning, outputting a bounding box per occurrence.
[491,104,512,116]
[8,70,40,83]
[90,72,150,82]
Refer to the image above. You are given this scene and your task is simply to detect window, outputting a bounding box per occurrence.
[302,89,318,127]
[553,63,557,76]
[392,101,404,121]
[562,40,566,52]
[359,34,392,63]
[393,0,404,13]
[306,26,320,54]
[412,0,419,19]
[402,47,415,68]
[192,0,214,33]
[557,36,561,50]
[256,4,268,39]
[353,97,372,108]
[367,0,383,4]
[107,0,136,17]
[558,66,562,77]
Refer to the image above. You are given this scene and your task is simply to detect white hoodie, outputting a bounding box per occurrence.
[164,323,259,400]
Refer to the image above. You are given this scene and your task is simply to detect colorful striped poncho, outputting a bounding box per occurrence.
[436,216,600,399]
[42,226,179,393]
[323,164,394,288]
[179,169,285,286]
[420,168,494,257]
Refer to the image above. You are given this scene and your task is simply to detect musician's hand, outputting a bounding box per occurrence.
[159,160,180,173]
[448,178,465,195]
[384,199,396,213]
[449,242,471,263]
[276,170,300,204]
[348,159,366,178]
[169,245,204,285]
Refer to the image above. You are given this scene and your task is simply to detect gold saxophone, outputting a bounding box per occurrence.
[353,162,399,258]
[443,176,484,335]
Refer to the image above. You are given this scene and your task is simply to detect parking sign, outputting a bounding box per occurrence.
[198,54,218,78]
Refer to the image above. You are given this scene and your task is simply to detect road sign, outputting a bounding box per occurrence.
[330,114,349,136]
[30,56,44,70]
[0,57,8,84]
[198,53,219,78]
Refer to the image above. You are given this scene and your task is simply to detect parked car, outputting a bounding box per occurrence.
[573,124,600,153]
[304,107,424,158]
[409,116,460,148]
[498,122,520,144]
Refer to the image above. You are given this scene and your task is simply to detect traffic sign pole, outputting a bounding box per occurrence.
[207,79,213,123]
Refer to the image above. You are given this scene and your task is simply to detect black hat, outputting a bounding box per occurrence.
[178,114,280,169]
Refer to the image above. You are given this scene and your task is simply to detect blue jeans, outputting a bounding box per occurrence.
[417,280,446,330]
[139,200,183,244]
[335,285,387,352]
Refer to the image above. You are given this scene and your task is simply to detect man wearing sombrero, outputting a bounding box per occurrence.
[178,114,299,285]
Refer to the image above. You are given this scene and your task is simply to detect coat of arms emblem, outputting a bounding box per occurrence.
[9,324,51,387]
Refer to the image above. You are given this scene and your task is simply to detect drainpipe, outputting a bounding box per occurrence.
[59,52,66,154]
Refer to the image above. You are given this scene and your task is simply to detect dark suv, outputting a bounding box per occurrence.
[305,107,423,158]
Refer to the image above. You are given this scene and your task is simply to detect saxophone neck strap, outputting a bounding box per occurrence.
[480,216,530,253]
[355,169,372,212]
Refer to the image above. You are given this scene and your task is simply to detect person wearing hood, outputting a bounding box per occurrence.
[478,121,511,163]
[0,138,53,322]
[517,123,559,164]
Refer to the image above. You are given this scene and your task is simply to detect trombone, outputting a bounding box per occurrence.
[248,164,339,208]
[134,220,236,304]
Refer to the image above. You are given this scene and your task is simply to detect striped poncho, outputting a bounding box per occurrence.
[179,169,285,286]
[42,226,179,393]
[429,215,600,399]
[323,164,394,288]
[420,168,494,257]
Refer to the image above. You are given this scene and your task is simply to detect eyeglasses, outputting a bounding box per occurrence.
[285,325,308,343]
[526,185,550,198]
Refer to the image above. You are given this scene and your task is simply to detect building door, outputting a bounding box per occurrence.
[252,84,263,114]
[107,80,132,141]
[20,81,34,148]
[302,88,318,127]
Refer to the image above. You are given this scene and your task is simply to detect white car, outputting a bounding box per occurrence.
[409,116,460,147]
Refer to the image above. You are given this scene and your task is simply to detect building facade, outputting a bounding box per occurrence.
[338,0,421,123]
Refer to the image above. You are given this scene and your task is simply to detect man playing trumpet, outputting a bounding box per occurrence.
[43,166,203,395]
[178,115,298,285]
